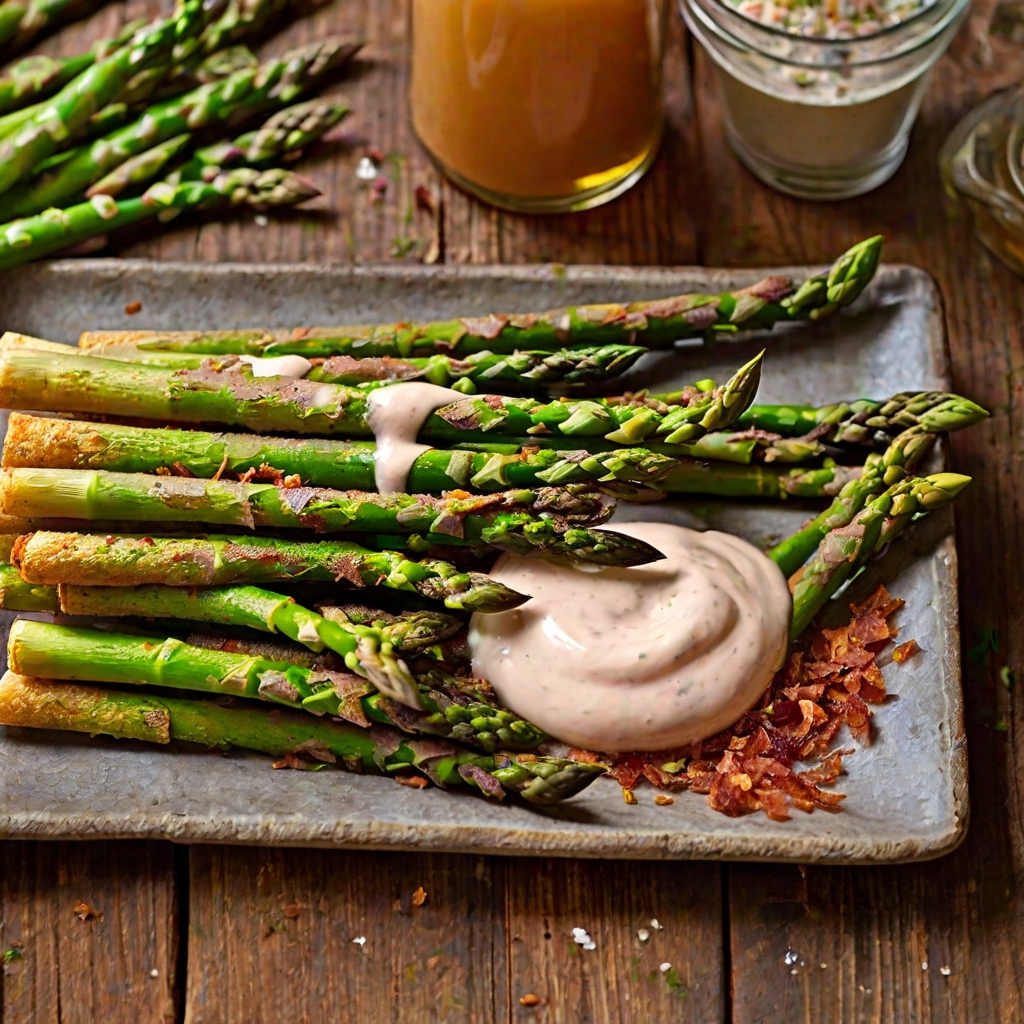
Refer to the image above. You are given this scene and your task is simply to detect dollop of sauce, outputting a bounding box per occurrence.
[238,354,314,378]
[366,382,462,493]
[469,521,792,753]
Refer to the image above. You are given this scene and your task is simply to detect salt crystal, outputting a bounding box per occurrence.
[922,962,929,971]
[352,936,367,948]
[149,969,159,978]
[650,918,663,930]
[940,966,951,976]
[254,214,269,228]
[784,950,799,966]
[820,963,828,969]
[582,942,596,951]
[572,927,593,946]
[637,928,651,943]
[659,962,672,973]
[356,157,378,181]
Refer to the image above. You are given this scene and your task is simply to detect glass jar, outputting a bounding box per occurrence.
[410,0,669,213]
[681,0,970,199]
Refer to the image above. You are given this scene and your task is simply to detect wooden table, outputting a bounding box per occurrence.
[2,2,1023,1021]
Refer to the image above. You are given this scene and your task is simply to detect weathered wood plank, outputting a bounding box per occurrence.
[692,39,1024,1024]
[183,847,508,1024]
[0,841,180,1024]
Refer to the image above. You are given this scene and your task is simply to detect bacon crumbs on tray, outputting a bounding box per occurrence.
[604,585,908,821]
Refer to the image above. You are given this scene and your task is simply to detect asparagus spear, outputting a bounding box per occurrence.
[0,413,861,500]
[72,238,882,358]
[769,427,937,577]
[0,0,226,198]
[11,532,528,613]
[738,392,989,446]
[80,336,650,396]
[0,0,105,60]
[0,39,359,219]
[789,473,971,640]
[89,99,350,199]
[0,167,319,271]
[0,673,604,803]
[0,468,659,567]
[0,20,145,119]
[7,619,547,751]
[0,347,762,448]
[0,561,55,610]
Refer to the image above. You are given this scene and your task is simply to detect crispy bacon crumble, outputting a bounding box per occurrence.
[603,585,910,821]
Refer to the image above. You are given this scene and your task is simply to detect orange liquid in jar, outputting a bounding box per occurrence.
[411,0,665,205]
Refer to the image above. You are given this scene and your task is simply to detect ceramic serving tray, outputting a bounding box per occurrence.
[0,259,965,864]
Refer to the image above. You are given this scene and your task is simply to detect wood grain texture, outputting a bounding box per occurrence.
[183,849,723,1024]
[0,842,180,1024]
[692,39,1024,1024]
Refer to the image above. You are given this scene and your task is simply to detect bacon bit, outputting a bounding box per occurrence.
[271,753,305,770]
[282,474,302,489]
[73,901,102,922]
[654,794,675,806]
[622,788,638,805]
[366,145,386,162]
[893,639,921,664]
[395,774,429,789]
[519,994,541,1007]
[412,886,428,907]
[155,466,171,476]
[414,184,437,214]
[170,462,195,478]
[211,453,230,482]
[283,903,302,919]
[607,585,905,820]
[124,301,142,315]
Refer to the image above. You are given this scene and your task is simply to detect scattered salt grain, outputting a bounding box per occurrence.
[660,962,672,973]
[650,918,663,931]
[572,927,595,949]
[356,157,378,181]
[940,966,952,976]
[352,936,367,948]
[149,969,159,978]
[820,963,828,969]
[922,962,929,971]
[784,950,799,966]
[637,928,651,943]
[254,214,268,228]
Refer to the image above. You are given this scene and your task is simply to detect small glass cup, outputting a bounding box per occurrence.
[410,0,669,213]
[681,0,970,199]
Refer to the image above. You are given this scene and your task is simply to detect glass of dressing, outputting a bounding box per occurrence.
[681,0,969,199]
[410,0,669,213]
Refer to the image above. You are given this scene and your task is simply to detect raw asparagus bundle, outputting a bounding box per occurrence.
[7,619,548,751]
[0,412,868,500]
[74,237,883,358]
[0,347,763,447]
[0,20,145,118]
[0,0,105,61]
[789,472,971,639]
[11,532,528,612]
[0,673,605,803]
[0,167,319,270]
[0,38,359,219]
[89,98,351,199]
[0,0,226,197]
[0,468,660,566]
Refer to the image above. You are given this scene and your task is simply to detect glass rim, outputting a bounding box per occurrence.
[698,0,962,47]
[684,0,969,69]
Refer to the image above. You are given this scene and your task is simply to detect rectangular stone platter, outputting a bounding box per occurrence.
[0,259,965,864]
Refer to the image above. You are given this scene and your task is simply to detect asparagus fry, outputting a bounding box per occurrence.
[0,673,604,803]
[11,532,528,613]
[0,468,660,566]
[75,238,883,358]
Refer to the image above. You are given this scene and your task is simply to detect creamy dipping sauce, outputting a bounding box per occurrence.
[238,354,313,379]
[366,382,462,493]
[469,521,791,752]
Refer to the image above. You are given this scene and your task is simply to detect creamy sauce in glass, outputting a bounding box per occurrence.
[366,382,462,493]
[469,521,791,752]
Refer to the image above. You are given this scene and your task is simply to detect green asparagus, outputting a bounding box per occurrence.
[0,672,604,803]
[0,0,105,60]
[789,472,972,640]
[0,167,319,271]
[0,39,358,219]
[0,561,55,610]
[0,347,762,447]
[11,532,528,613]
[769,427,937,577]
[73,238,882,358]
[0,0,225,198]
[7,619,548,751]
[0,468,661,566]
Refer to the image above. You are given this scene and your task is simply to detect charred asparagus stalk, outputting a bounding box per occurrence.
[0,672,604,803]
[75,237,883,358]
[789,473,972,639]
[0,468,659,567]
[10,532,528,613]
